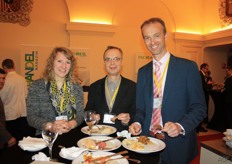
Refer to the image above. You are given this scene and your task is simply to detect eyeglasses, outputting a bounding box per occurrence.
[104,57,121,63]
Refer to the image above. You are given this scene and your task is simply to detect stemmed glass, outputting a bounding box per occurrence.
[84,110,97,134]
[42,122,58,161]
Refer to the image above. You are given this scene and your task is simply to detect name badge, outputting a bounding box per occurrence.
[153,97,162,109]
[103,113,115,124]
[56,115,68,121]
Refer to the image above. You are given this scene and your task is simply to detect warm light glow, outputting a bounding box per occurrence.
[71,19,111,25]
[210,25,232,33]
[176,30,202,35]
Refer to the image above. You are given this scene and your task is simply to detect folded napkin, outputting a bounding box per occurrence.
[60,147,88,160]
[117,130,131,139]
[32,152,50,161]
[18,136,47,151]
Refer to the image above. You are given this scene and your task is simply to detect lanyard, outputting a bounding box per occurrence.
[60,80,66,112]
[153,57,170,96]
[105,78,121,110]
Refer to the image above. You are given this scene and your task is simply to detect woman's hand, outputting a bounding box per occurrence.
[53,120,76,134]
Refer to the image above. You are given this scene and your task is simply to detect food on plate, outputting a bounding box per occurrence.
[80,138,114,150]
[137,136,152,145]
[83,139,97,149]
[100,126,113,134]
[123,136,155,150]
[97,141,107,149]
[89,126,113,134]
[123,139,144,150]
[81,152,120,164]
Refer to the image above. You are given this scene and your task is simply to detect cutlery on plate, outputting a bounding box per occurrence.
[153,125,168,133]
[128,158,141,163]
[90,150,128,163]
[152,125,167,139]
[104,155,129,163]
[105,156,141,164]
[95,136,123,144]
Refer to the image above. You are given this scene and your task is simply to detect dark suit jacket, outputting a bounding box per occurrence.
[0,98,12,149]
[85,76,136,131]
[223,76,232,128]
[134,55,207,164]
[200,71,211,106]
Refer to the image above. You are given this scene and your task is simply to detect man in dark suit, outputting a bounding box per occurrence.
[129,18,206,164]
[0,68,16,153]
[85,46,136,131]
[197,63,212,132]
[222,65,232,128]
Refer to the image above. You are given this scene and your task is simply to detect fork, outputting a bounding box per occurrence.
[103,156,141,164]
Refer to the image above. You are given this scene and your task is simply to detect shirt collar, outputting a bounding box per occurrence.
[153,52,170,66]
[106,75,121,86]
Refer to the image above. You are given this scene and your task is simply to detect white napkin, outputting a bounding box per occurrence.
[60,147,88,159]
[117,130,131,139]
[32,152,50,161]
[18,136,47,151]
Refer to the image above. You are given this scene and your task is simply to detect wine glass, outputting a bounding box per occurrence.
[42,122,58,161]
[84,110,97,134]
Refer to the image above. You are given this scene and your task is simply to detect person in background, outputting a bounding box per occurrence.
[85,46,136,131]
[27,47,84,135]
[197,63,212,132]
[0,68,16,154]
[206,70,213,85]
[0,59,32,140]
[129,17,206,164]
[222,65,232,128]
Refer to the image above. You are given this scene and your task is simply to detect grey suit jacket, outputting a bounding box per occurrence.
[27,79,84,135]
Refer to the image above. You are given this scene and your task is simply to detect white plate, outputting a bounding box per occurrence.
[20,145,47,152]
[77,136,121,151]
[81,125,117,136]
[59,147,88,160]
[72,151,129,164]
[18,137,47,152]
[122,137,165,154]
[60,151,75,161]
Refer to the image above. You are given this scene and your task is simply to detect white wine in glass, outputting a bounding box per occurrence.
[84,110,97,133]
[42,122,58,161]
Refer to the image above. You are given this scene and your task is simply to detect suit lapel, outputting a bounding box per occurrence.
[162,55,176,107]
[146,62,154,113]
[101,77,111,112]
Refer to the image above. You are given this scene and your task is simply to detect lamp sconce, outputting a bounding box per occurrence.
[0,0,33,26]
[219,0,232,27]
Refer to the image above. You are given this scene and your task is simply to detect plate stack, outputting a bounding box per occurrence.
[223,129,232,149]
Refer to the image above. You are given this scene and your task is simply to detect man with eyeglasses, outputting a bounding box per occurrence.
[85,46,136,131]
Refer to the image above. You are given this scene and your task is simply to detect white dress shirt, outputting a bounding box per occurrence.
[0,71,28,121]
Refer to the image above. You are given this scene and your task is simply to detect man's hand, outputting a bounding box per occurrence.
[129,123,142,135]
[7,137,16,147]
[117,113,130,124]
[162,122,182,137]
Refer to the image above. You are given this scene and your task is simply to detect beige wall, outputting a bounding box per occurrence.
[0,0,70,73]
[0,0,231,83]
